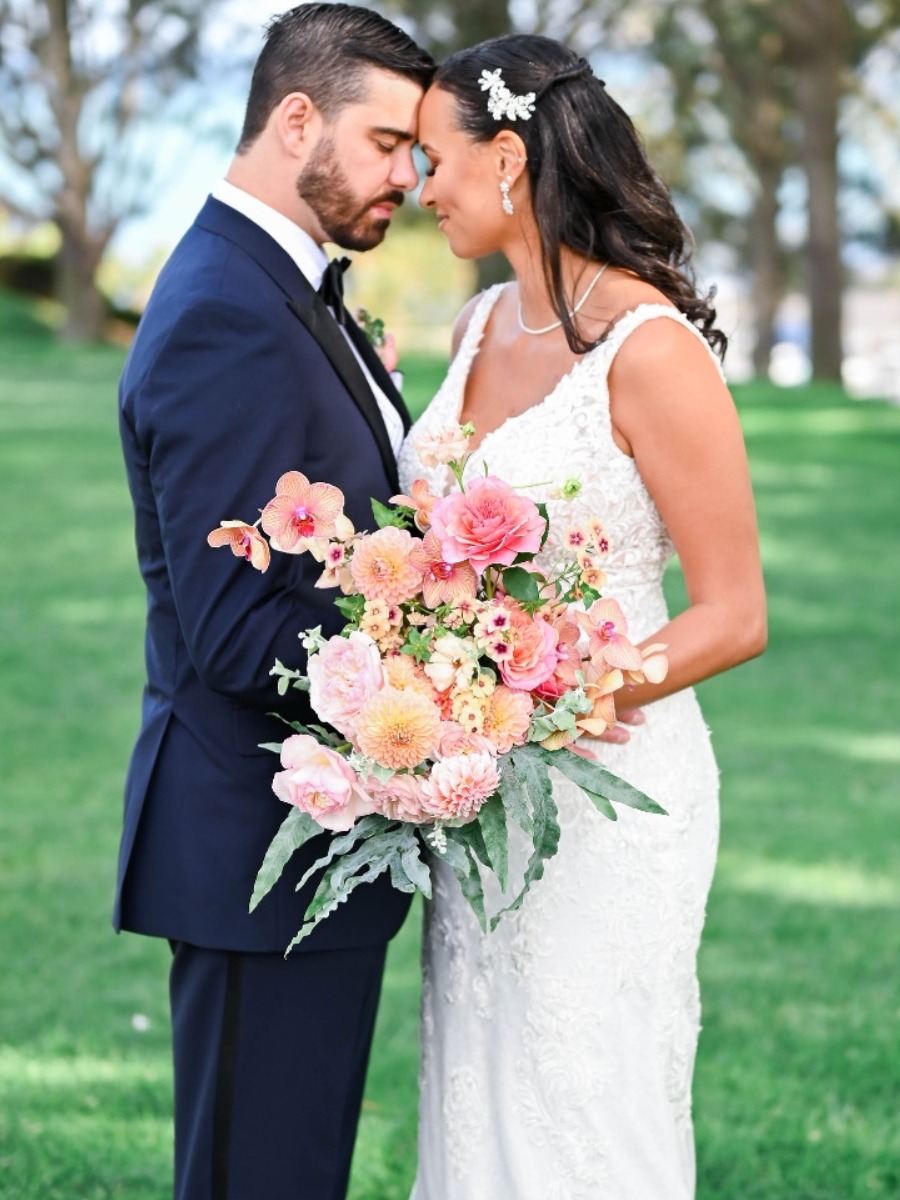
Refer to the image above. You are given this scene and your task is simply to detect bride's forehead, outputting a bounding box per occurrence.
[419,85,460,131]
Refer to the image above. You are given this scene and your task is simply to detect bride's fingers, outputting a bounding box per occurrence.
[596,725,631,745]
[617,707,646,726]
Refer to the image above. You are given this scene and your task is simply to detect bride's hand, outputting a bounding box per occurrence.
[574,708,645,751]
[598,707,645,745]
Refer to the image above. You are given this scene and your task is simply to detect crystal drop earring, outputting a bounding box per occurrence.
[499,176,514,216]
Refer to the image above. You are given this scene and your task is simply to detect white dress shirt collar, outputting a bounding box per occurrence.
[211,179,329,290]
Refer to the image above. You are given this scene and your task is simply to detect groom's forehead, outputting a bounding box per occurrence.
[344,67,423,135]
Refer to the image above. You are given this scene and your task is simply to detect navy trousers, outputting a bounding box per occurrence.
[169,941,388,1200]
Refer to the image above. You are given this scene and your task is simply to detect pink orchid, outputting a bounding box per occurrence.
[260,472,344,553]
[207,521,270,572]
[577,598,644,672]
[408,531,478,609]
[390,478,436,532]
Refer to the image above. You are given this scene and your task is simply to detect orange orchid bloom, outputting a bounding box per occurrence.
[207,521,270,572]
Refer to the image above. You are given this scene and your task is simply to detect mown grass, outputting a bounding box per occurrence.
[1,290,897,1198]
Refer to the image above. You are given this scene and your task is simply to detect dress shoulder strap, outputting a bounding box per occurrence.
[452,284,507,371]
[599,303,727,383]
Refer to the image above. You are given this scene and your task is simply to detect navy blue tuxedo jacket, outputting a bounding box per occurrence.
[115,197,413,952]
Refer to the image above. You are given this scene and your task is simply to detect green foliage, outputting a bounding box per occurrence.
[250,809,322,913]
[0,293,898,1198]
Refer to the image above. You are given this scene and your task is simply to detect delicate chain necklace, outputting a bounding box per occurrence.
[517,262,609,336]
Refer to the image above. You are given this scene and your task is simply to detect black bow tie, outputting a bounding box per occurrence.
[317,256,352,326]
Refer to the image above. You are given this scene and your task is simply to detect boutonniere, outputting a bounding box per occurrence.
[355,306,400,374]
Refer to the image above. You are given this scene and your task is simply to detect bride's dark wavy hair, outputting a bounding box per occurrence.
[434,34,726,357]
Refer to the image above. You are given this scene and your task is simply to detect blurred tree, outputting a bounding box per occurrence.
[0,0,225,342]
[621,0,900,380]
[654,2,795,375]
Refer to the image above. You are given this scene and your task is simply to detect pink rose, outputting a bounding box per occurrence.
[272,734,375,831]
[435,720,497,759]
[369,772,434,823]
[498,606,560,692]
[420,752,500,822]
[429,476,546,575]
[307,631,385,738]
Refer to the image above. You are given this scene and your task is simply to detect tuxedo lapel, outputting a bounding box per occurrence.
[287,295,401,493]
[342,316,412,434]
[194,199,402,493]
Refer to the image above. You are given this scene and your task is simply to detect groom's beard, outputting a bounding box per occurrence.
[298,136,405,251]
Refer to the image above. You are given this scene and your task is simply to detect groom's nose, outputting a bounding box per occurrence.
[388,143,420,192]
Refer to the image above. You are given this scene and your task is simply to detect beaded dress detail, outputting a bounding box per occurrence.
[398,286,721,1200]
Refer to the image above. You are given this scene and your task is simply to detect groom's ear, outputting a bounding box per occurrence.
[274,92,322,157]
[492,131,528,186]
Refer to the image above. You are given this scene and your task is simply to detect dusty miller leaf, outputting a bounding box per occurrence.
[250,808,322,912]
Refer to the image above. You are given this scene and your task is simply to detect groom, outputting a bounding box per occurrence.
[115,6,433,1198]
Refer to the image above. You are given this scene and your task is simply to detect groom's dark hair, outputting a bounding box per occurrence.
[237,3,434,150]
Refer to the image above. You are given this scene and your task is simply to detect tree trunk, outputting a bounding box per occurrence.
[749,153,782,377]
[792,1,844,381]
[55,219,107,342]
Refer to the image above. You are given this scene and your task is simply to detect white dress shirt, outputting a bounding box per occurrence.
[211,180,404,458]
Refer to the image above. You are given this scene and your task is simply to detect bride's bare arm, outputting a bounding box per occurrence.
[605,317,767,712]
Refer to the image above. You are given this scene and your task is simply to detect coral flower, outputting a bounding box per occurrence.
[355,687,441,769]
[384,653,440,704]
[578,598,644,672]
[430,475,546,575]
[207,521,270,572]
[409,531,478,609]
[390,478,437,532]
[420,753,500,822]
[260,471,344,553]
[533,617,582,700]
[497,605,560,692]
[575,665,626,737]
[349,526,422,605]
[482,686,534,753]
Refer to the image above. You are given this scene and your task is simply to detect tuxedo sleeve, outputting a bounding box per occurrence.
[128,294,339,712]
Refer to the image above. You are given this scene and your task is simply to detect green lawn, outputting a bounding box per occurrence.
[1,291,898,1199]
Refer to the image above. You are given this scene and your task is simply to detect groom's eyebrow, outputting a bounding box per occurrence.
[372,125,416,143]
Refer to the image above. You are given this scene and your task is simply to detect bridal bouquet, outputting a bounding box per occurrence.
[208,424,668,953]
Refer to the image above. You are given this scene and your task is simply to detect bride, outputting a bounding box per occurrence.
[398,33,767,1200]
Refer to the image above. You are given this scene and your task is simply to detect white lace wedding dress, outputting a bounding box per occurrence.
[398,287,721,1200]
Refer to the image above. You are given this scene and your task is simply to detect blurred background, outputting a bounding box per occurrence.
[1,3,898,1199]
[1,0,900,385]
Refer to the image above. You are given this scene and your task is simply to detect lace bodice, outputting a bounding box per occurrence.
[398,285,723,641]
[401,287,722,1200]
